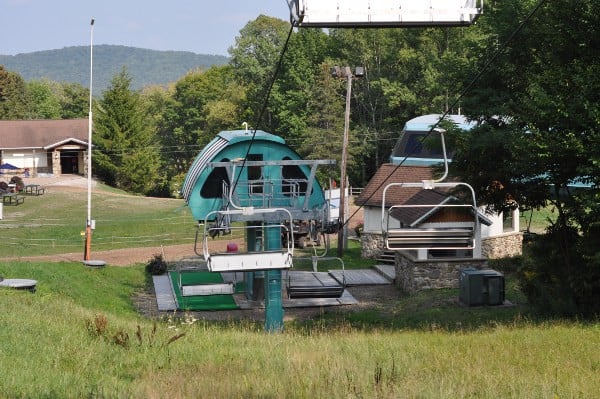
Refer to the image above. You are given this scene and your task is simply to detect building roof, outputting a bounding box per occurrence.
[356,163,493,227]
[0,119,88,150]
[355,164,435,207]
[389,189,452,226]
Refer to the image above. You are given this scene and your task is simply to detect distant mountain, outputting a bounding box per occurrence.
[0,45,229,92]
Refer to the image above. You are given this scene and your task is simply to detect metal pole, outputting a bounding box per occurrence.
[84,18,94,261]
[264,223,284,333]
[337,67,352,257]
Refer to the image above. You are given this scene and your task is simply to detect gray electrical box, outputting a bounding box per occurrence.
[459,268,505,306]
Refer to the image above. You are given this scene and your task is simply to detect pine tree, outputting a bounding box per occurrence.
[93,68,162,194]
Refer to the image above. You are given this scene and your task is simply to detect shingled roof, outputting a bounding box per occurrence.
[357,163,492,227]
[355,164,436,207]
[389,189,452,226]
[0,119,88,149]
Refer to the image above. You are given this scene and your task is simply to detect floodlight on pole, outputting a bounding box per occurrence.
[332,66,363,257]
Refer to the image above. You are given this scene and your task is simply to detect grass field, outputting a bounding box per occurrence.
[0,181,598,398]
[0,182,196,257]
[0,260,598,398]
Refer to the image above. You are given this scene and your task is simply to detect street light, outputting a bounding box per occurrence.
[84,18,94,261]
[331,66,364,257]
[82,18,104,267]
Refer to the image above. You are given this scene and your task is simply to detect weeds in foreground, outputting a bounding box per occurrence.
[84,313,185,349]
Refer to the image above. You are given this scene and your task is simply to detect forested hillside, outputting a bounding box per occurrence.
[0,45,228,91]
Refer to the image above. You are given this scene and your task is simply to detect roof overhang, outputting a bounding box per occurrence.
[43,138,89,150]
[0,146,44,151]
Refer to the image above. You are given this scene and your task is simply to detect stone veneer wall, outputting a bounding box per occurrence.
[395,252,488,294]
[481,232,523,259]
[360,232,384,259]
[52,150,61,176]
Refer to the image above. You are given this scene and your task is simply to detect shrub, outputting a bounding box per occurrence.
[354,221,364,237]
[518,223,600,317]
[145,253,167,275]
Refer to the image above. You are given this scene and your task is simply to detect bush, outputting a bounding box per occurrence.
[145,253,167,275]
[518,223,600,318]
[354,222,364,237]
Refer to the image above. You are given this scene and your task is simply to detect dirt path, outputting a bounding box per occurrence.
[10,243,200,266]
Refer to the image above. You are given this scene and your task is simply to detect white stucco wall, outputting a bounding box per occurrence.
[2,150,47,168]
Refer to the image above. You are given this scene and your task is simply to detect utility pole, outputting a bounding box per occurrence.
[332,66,364,257]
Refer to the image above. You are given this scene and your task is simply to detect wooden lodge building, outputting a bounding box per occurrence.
[0,119,89,177]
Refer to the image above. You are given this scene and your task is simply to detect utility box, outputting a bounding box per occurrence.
[459,268,505,306]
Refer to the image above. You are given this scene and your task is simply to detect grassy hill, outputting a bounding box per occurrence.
[0,45,229,92]
[0,180,598,397]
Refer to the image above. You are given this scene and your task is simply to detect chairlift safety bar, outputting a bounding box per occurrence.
[202,207,296,272]
[381,181,480,251]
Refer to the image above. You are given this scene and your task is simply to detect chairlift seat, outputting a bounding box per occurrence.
[287,271,345,299]
[181,283,235,296]
[385,227,474,250]
[206,250,293,272]
[286,257,345,299]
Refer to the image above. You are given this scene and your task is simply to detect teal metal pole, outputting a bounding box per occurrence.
[246,222,265,301]
[264,223,283,332]
[245,223,257,300]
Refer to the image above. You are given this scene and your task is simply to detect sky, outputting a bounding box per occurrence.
[0,0,291,56]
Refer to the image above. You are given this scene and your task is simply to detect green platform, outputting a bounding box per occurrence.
[169,271,242,311]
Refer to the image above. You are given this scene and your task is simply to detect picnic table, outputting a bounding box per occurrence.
[2,193,25,205]
[22,184,45,195]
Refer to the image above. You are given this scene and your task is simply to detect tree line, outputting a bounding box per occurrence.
[0,1,597,315]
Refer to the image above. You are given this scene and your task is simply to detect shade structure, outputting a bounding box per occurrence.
[0,163,19,170]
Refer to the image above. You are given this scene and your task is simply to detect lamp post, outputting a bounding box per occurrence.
[84,18,95,262]
[331,66,364,257]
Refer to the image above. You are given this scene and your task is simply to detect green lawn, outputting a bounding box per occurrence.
[0,183,197,257]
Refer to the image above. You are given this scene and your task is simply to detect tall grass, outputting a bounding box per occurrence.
[0,261,598,398]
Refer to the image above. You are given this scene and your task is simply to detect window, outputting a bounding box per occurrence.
[200,158,230,198]
[392,131,446,159]
[247,154,263,194]
[428,249,473,259]
[282,156,308,197]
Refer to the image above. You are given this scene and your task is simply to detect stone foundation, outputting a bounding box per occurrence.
[360,232,384,259]
[395,252,488,294]
[482,232,523,259]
